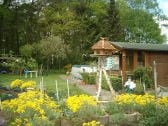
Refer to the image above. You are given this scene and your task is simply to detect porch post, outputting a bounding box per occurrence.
[122,50,126,82]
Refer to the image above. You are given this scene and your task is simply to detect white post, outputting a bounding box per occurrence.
[36,71,38,77]
[55,80,59,101]
[30,72,32,78]
[67,79,70,97]
[40,77,44,93]
[153,61,158,99]
[96,57,102,101]
[143,83,146,93]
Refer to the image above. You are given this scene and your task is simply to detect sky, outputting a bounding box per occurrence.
[158,0,168,16]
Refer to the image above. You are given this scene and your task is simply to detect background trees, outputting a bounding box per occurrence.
[0,0,167,70]
[116,0,166,43]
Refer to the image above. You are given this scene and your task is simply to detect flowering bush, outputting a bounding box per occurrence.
[157,97,168,105]
[20,80,36,89]
[2,90,61,126]
[83,120,103,126]
[10,79,24,89]
[10,79,36,89]
[113,93,155,105]
[66,94,97,112]
[113,93,168,106]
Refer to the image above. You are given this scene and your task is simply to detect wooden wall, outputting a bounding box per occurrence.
[147,52,168,86]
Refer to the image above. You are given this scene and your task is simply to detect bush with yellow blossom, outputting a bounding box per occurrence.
[66,94,97,113]
[10,79,36,90]
[83,120,104,126]
[113,93,155,105]
[113,93,168,106]
[2,90,61,126]
[10,79,24,89]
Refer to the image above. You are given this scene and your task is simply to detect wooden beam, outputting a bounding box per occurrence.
[102,69,115,96]
[121,50,126,82]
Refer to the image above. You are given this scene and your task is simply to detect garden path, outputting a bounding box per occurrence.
[59,75,115,101]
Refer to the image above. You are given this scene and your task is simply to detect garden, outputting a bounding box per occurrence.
[0,71,168,126]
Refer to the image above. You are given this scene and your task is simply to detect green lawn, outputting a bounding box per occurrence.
[0,73,87,99]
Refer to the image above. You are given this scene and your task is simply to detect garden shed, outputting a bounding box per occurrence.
[109,42,168,87]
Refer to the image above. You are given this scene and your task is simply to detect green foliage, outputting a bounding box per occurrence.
[102,76,122,92]
[134,82,144,95]
[80,72,96,85]
[101,76,109,90]
[20,44,33,58]
[110,76,122,92]
[26,58,37,70]
[0,93,16,101]
[139,104,168,126]
[71,104,106,126]
[88,74,96,85]
[105,102,123,114]
[4,57,37,74]
[0,0,166,67]
[106,0,125,41]
[133,67,154,88]
[116,0,165,43]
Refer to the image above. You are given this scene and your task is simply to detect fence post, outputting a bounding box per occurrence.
[55,80,59,101]
[153,61,158,99]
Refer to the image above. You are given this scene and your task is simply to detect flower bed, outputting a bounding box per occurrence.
[2,79,168,126]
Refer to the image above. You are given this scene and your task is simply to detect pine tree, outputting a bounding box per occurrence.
[106,0,124,42]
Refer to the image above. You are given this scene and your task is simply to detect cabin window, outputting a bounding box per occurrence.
[126,52,133,71]
[138,52,144,66]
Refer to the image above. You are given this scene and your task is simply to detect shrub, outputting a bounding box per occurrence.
[101,76,122,92]
[134,81,144,95]
[2,90,61,126]
[10,79,36,90]
[110,76,122,92]
[133,67,154,88]
[80,72,90,84]
[139,104,168,126]
[88,74,96,85]
[80,72,96,84]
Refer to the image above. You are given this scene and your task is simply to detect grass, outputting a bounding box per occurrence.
[0,73,87,99]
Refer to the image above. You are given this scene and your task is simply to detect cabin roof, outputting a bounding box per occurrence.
[111,42,168,51]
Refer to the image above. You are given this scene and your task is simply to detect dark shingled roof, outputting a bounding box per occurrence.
[111,42,168,52]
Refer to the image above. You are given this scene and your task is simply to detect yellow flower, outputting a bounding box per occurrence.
[157,97,168,105]
[113,93,155,105]
[67,94,97,112]
[82,120,103,126]
[10,79,24,88]
[2,90,60,125]
[20,80,36,89]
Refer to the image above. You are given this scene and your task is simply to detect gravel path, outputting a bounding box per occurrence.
[59,75,115,101]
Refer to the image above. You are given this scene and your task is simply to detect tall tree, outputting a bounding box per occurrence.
[106,0,125,41]
[116,0,166,43]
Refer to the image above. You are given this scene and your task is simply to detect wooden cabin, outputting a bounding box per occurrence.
[109,42,168,86]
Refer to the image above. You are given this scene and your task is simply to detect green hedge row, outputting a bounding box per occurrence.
[80,72,122,91]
